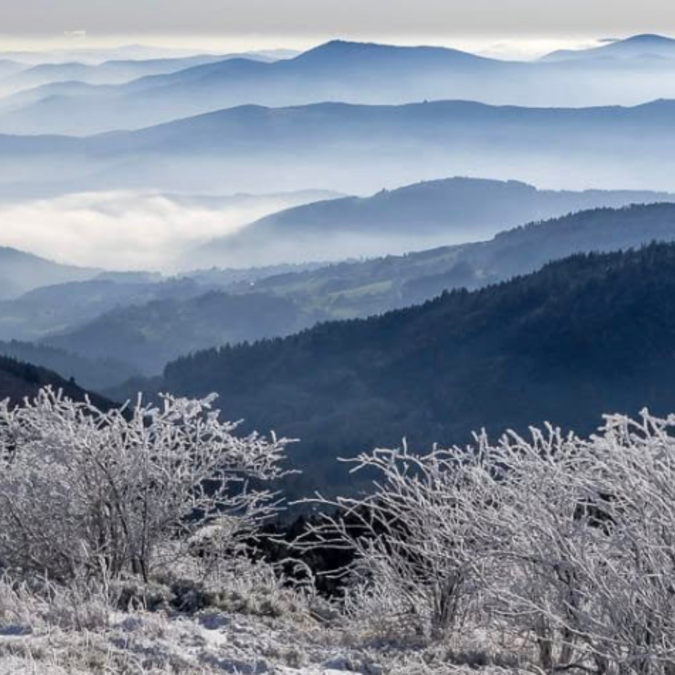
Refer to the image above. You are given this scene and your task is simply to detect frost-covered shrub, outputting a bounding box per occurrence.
[0,387,292,583]
[304,412,675,674]
[155,555,315,618]
[0,573,112,633]
[481,415,675,674]
[299,443,496,641]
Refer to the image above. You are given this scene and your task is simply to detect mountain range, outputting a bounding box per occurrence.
[541,34,675,63]
[0,49,290,98]
[3,98,675,199]
[190,178,675,267]
[4,34,675,421]
[3,36,675,136]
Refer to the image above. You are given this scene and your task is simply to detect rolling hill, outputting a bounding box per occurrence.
[233,202,675,312]
[0,354,115,407]
[0,261,327,345]
[116,243,675,497]
[0,340,138,392]
[2,99,675,197]
[61,203,675,378]
[43,291,321,375]
[0,246,100,300]
[0,276,203,343]
[191,178,675,267]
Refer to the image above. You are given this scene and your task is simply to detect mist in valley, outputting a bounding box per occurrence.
[0,189,340,270]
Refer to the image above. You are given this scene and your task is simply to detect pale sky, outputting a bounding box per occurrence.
[0,0,672,57]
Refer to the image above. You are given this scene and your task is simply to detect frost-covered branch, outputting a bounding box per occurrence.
[0,387,293,582]
[297,413,675,674]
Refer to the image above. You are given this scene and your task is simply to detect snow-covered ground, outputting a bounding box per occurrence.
[0,566,519,675]
[0,605,517,674]
[0,608,364,674]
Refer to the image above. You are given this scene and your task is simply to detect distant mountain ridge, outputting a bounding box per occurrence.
[291,39,493,68]
[542,34,675,63]
[0,50,290,97]
[4,99,675,196]
[0,246,100,300]
[192,178,675,267]
[4,36,675,135]
[0,40,502,134]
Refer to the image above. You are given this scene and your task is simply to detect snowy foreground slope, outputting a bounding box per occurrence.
[0,390,520,675]
[0,570,516,675]
[0,607,372,675]
[8,390,675,673]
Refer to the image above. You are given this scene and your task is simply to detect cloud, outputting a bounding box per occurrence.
[0,190,320,271]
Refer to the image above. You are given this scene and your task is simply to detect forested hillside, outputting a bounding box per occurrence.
[244,203,675,312]
[45,291,319,374]
[128,243,675,495]
[0,354,113,406]
[0,340,138,390]
[44,204,675,378]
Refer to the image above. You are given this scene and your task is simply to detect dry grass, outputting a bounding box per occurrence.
[0,562,531,675]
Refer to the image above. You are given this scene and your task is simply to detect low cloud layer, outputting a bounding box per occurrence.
[0,190,324,271]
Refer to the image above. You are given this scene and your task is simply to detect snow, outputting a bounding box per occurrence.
[0,598,516,674]
[0,604,371,675]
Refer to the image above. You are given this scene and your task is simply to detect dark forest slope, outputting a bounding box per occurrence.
[126,243,675,495]
[0,354,115,407]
